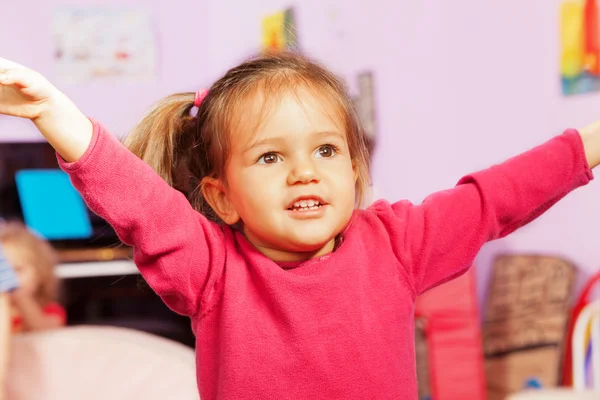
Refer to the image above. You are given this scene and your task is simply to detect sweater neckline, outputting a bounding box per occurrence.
[232,222,355,276]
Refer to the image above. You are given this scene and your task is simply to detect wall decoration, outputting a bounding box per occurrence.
[52,7,157,84]
[351,71,377,155]
[262,7,298,53]
[560,0,600,95]
[356,72,376,146]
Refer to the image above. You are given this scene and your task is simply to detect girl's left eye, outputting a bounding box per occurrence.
[315,144,337,159]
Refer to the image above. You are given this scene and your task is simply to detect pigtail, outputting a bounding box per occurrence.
[124,93,220,222]
[123,93,198,198]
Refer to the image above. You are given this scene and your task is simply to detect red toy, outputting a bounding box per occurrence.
[415,268,487,400]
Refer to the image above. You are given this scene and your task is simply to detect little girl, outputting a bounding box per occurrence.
[0,222,65,399]
[0,221,65,332]
[0,52,599,399]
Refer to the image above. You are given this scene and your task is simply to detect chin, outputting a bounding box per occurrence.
[287,235,334,253]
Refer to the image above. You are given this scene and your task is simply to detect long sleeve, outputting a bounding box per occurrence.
[58,119,227,317]
[374,129,593,295]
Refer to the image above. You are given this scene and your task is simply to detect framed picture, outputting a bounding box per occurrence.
[262,7,298,54]
[560,0,600,95]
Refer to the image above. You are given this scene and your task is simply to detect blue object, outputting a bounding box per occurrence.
[0,245,19,292]
[15,169,92,240]
[523,377,543,389]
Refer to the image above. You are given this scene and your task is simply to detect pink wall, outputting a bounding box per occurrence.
[2,0,598,306]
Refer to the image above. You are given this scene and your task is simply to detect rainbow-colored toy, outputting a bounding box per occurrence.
[562,271,600,388]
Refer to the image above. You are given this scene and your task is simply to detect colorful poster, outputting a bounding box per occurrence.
[560,0,600,95]
[261,8,298,53]
[52,7,157,84]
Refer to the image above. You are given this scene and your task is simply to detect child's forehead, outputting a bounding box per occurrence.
[229,87,346,145]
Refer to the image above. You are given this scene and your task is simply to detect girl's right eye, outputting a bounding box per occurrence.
[258,153,281,164]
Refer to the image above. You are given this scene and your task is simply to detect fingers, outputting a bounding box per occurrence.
[0,68,33,89]
[0,58,34,88]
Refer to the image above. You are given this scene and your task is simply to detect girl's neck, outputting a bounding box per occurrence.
[259,241,335,263]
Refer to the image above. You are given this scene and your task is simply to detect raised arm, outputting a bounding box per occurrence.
[377,127,594,295]
[0,58,227,317]
[58,121,228,316]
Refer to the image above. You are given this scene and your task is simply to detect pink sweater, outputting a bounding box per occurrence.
[59,120,593,399]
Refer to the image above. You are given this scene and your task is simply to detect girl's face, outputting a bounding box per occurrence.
[208,88,357,262]
[3,243,39,295]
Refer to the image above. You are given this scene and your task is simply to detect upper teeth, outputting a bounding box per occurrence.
[293,199,320,208]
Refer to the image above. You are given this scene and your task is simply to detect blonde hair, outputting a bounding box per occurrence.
[0,221,59,306]
[124,51,371,222]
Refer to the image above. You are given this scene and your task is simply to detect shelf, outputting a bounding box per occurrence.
[56,260,139,279]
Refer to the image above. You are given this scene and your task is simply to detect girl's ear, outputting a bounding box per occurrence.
[201,177,240,225]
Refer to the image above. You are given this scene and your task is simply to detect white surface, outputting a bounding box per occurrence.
[506,388,600,399]
[7,325,199,400]
[56,260,139,279]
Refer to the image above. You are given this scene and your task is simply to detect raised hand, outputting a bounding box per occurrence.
[0,57,60,121]
[0,57,93,162]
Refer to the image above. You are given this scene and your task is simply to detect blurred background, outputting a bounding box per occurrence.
[1,0,599,399]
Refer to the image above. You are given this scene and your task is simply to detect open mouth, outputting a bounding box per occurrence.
[288,199,323,211]
[287,197,327,212]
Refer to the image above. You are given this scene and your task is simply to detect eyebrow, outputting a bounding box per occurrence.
[243,131,346,154]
